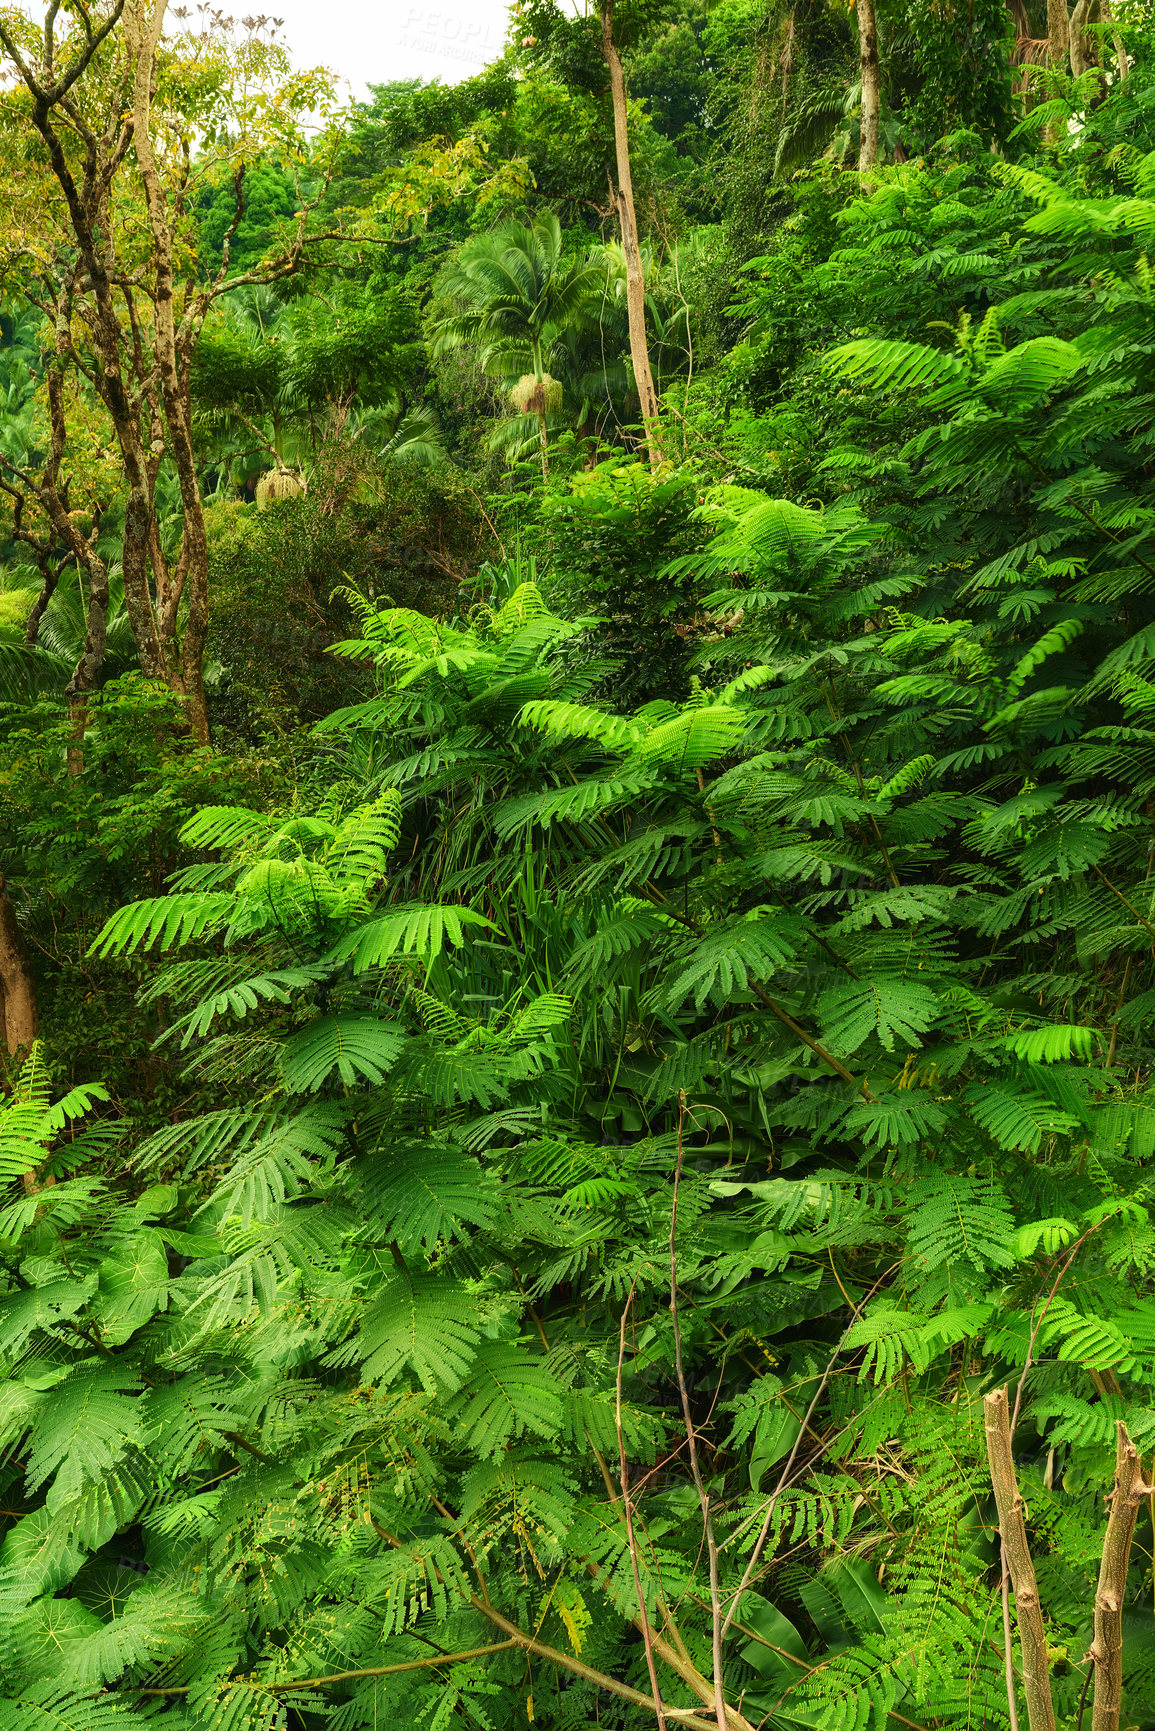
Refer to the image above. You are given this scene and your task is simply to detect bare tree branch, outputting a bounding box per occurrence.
[983,1388,1055,1731]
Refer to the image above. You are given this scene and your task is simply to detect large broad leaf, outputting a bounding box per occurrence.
[737,1593,811,1689]
[94,1229,170,1344]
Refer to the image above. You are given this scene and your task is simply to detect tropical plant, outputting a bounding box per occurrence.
[429,212,609,475]
[11,25,1155,1731]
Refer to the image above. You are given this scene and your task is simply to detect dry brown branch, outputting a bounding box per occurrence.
[1091,1423,1149,1731]
[983,1388,1055,1731]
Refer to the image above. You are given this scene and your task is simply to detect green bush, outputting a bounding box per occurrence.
[206,444,485,736]
[541,459,708,707]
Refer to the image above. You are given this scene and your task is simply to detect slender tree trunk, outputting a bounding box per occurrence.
[1098,0,1128,79]
[1091,1424,1148,1731]
[0,875,38,1062]
[23,554,62,648]
[1069,0,1092,76]
[0,8,170,710]
[32,284,114,773]
[0,876,50,1195]
[532,339,550,480]
[856,0,881,172]
[600,0,662,469]
[983,1389,1056,1731]
[126,0,211,743]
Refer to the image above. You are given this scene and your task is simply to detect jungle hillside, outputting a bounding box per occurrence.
[2,0,1155,1727]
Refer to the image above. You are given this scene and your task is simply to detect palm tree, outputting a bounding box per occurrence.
[429,213,607,478]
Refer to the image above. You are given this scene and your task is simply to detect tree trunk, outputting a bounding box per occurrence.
[1048,0,1070,65]
[0,875,50,1195]
[23,555,62,648]
[1,7,177,719]
[531,340,550,481]
[1098,0,1128,79]
[0,875,38,1062]
[1069,0,1092,76]
[600,0,662,469]
[857,0,881,172]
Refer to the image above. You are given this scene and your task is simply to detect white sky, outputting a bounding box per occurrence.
[268,0,514,104]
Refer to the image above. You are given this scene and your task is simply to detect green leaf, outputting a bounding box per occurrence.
[819,977,942,1055]
[354,1141,500,1253]
[328,904,495,973]
[663,912,804,1010]
[281,1014,405,1091]
[441,1341,562,1455]
[94,1229,170,1344]
[356,1267,481,1392]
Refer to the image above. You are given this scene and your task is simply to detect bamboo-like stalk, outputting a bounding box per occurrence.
[1091,1423,1148,1731]
[983,1389,1056,1731]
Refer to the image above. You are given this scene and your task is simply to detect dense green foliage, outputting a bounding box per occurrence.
[5,2,1155,1729]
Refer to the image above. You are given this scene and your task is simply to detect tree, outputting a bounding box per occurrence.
[429,212,608,476]
[600,0,665,464]
[0,0,338,742]
[193,280,434,494]
[856,0,881,169]
[1048,0,1070,64]
[0,874,37,1061]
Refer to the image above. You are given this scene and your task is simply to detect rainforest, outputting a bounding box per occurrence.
[1,0,1154,1726]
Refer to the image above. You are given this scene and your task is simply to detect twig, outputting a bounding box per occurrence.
[983,1389,1055,1731]
[128,1642,519,1694]
[616,1279,668,1731]
[1092,865,1155,943]
[748,980,876,1100]
[720,1263,900,1637]
[1074,1660,1094,1731]
[1010,1221,1105,1439]
[670,1094,729,1731]
[1105,954,1134,1069]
